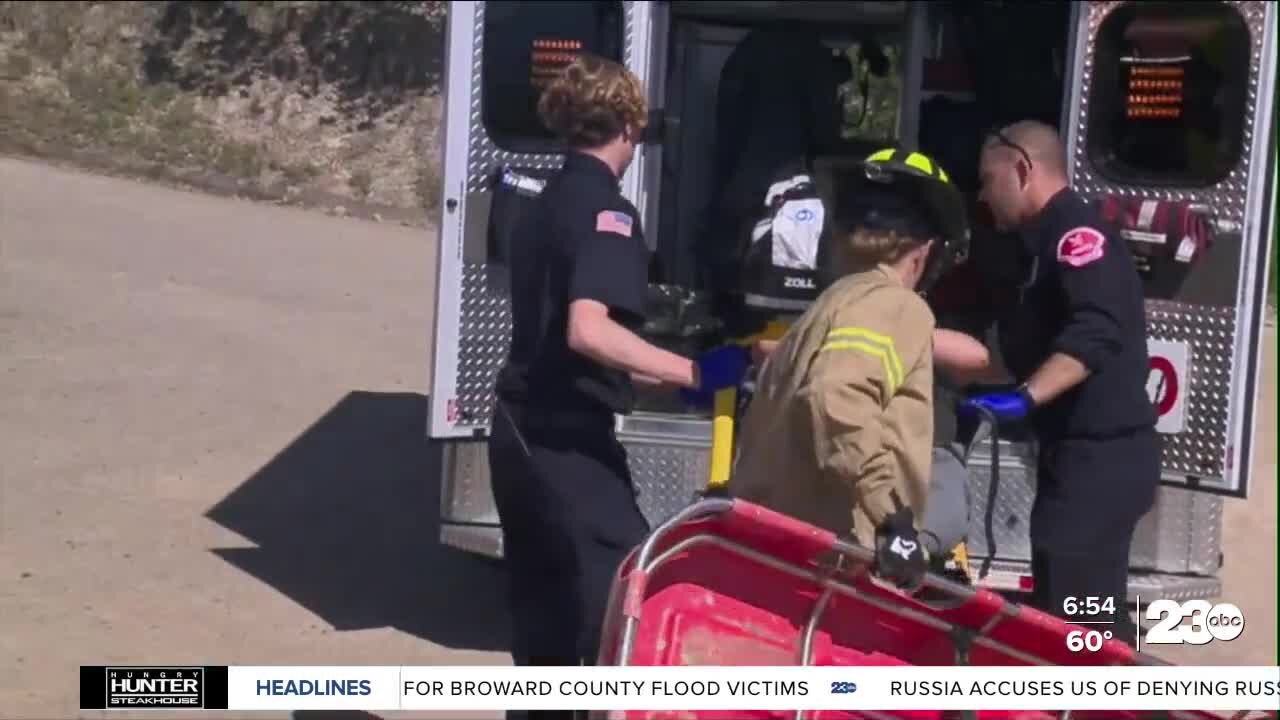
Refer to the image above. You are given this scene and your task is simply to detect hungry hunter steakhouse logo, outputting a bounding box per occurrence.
[107,667,204,707]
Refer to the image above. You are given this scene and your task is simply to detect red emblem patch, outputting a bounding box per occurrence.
[1056,226,1106,268]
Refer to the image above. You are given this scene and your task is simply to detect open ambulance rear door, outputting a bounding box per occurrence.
[425,1,663,556]
[931,1,1274,599]
[1063,0,1276,501]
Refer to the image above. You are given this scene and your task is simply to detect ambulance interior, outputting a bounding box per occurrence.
[481,0,1256,413]
[632,0,1074,423]
[642,1,1251,412]
[649,1,1070,290]
[646,0,1077,364]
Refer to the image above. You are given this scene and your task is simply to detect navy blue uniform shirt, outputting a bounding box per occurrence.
[999,188,1156,441]
[495,152,650,417]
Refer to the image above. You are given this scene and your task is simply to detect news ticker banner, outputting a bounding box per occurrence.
[81,665,1280,712]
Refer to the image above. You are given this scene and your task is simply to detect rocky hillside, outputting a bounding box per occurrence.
[0,1,445,224]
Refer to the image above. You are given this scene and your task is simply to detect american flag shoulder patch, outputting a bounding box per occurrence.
[595,210,633,238]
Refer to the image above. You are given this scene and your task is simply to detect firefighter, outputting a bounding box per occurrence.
[730,148,970,591]
[487,54,748,716]
[965,120,1158,645]
[748,323,990,576]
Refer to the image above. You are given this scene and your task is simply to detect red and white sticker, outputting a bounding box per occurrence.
[1056,226,1106,268]
[1146,339,1190,434]
[1176,235,1198,263]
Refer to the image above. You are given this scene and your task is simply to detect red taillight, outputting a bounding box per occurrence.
[1019,575,1035,592]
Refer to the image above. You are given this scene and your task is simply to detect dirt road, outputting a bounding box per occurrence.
[0,157,506,719]
[0,157,1273,719]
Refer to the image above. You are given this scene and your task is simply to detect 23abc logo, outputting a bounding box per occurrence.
[1144,600,1245,645]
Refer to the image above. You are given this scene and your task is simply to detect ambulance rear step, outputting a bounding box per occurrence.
[972,557,1223,603]
[439,522,503,560]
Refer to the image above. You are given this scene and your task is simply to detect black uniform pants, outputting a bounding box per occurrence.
[1029,429,1160,647]
[488,402,650,719]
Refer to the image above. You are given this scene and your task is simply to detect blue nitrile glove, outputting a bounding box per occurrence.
[697,344,752,391]
[961,386,1035,422]
[679,345,751,408]
[679,387,711,409]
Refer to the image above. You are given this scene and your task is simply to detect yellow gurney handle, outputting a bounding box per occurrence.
[704,318,794,493]
[707,387,738,492]
[740,319,791,346]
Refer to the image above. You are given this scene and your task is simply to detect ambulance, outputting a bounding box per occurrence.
[425,1,1277,603]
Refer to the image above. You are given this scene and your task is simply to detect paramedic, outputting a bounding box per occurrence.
[487,54,749,701]
[730,149,968,592]
[964,120,1158,645]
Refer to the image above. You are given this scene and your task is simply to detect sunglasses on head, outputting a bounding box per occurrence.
[983,126,1034,172]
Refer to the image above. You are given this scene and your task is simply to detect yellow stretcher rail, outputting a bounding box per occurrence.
[704,318,794,494]
[706,387,737,492]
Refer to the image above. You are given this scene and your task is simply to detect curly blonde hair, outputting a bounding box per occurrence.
[537,53,648,148]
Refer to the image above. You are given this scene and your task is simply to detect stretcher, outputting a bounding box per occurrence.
[595,495,1271,720]
[596,387,1272,720]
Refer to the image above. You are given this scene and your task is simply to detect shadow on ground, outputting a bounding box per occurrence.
[205,391,509,653]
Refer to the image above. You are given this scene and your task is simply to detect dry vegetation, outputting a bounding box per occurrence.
[0,1,446,224]
[0,3,1274,304]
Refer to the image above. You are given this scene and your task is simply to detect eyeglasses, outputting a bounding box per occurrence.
[983,126,1034,172]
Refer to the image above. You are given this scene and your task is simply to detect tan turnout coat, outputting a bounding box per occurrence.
[732,264,937,548]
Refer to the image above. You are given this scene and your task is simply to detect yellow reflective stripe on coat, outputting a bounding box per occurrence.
[826,327,905,384]
[820,327,905,393]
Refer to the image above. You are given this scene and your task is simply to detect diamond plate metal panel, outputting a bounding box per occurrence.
[440,440,501,525]
[1147,300,1236,476]
[452,2,643,427]
[1070,2,1268,484]
[457,263,511,425]
[441,417,1223,575]
[618,413,713,527]
[440,524,504,558]
[965,441,1038,561]
[966,443,1223,574]
[1130,485,1223,575]
[447,412,717,537]
[465,2,639,193]
[980,559,1222,603]
[1073,1,1269,225]
[1126,573,1221,603]
[624,442,711,529]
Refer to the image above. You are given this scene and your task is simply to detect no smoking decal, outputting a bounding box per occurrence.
[1148,355,1179,417]
[1147,340,1190,434]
